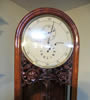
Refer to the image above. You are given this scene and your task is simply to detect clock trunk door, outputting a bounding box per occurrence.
[23,82,70,100]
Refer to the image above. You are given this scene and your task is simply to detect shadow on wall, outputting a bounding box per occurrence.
[78,81,89,100]
[0,17,8,36]
[0,74,5,78]
[0,17,8,25]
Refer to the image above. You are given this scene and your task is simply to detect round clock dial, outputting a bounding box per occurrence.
[21,14,74,68]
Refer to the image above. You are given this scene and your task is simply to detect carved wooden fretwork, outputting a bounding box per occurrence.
[21,53,73,87]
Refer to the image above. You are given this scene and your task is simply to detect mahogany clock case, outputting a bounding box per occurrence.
[14,8,80,100]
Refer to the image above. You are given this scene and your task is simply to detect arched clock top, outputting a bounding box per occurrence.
[15,8,79,46]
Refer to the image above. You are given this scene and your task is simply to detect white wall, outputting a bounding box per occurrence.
[66,4,90,100]
[0,0,90,100]
[0,0,28,100]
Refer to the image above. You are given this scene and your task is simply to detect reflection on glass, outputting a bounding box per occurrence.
[29,29,47,41]
[65,43,74,48]
[33,42,51,48]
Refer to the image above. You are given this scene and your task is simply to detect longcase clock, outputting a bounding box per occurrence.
[14,8,80,100]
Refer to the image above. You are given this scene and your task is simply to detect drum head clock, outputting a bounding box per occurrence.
[15,8,80,100]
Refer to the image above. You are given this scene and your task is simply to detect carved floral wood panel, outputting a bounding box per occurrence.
[21,52,73,87]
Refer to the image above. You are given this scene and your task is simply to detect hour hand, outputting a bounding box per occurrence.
[54,42,64,45]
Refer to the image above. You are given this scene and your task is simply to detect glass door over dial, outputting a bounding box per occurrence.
[21,15,74,69]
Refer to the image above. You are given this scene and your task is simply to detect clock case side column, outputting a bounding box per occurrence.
[71,27,80,100]
[14,30,22,100]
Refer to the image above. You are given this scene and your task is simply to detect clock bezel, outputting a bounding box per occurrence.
[15,8,80,100]
[21,14,74,69]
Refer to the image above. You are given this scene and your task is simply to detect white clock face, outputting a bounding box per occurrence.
[21,14,74,68]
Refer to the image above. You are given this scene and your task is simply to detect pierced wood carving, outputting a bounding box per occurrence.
[21,53,73,87]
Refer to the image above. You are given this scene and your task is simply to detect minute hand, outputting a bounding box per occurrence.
[48,21,55,34]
